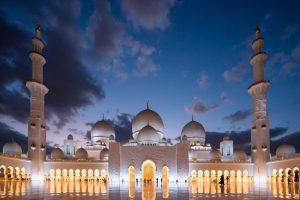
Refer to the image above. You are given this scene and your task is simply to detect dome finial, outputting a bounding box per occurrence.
[192,114,194,121]
[255,20,261,38]
[146,100,150,109]
[102,114,105,120]
[35,23,41,38]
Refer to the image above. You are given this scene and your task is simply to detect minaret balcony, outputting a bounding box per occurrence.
[251,37,264,45]
[26,81,49,95]
[250,51,266,65]
[248,80,270,95]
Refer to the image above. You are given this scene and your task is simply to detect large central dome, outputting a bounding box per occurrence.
[132,106,164,139]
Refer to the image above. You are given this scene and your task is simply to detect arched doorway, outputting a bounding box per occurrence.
[293,167,299,182]
[8,166,14,179]
[101,169,107,182]
[128,166,135,182]
[162,166,169,182]
[141,160,156,182]
[128,166,136,199]
[0,165,6,179]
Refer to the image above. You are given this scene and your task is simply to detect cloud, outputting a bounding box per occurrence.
[87,0,123,61]
[86,2,159,79]
[266,52,289,72]
[185,100,218,115]
[292,43,300,61]
[0,2,105,128]
[220,92,233,103]
[121,0,175,30]
[282,62,299,75]
[85,130,91,140]
[134,55,157,77]
[223,61,248,82]
[197,71,209,89]
[108,112,134,143]
[280,24,299,41]
[67,128,85,136]
[223,109,251,124]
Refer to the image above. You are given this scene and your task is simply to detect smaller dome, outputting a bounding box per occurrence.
[75,148,88,160]
[3,141,22,156]
[91,119,115,140]
[276,143,296,159]
[51,148,64,160]
[209,149,221,161]
[67,134,73,140]
[100,148,109,161]
[233,149,247,161]
[181,120,205,143]
[137,125,160,144]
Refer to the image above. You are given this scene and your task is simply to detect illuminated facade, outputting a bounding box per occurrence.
[0,25,299,184]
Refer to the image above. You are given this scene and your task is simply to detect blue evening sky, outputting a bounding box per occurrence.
[0,0,299,147]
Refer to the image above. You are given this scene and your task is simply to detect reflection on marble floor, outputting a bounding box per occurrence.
[0,180,299,199]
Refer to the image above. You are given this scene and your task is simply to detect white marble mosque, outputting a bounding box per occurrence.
[0,24,299,188]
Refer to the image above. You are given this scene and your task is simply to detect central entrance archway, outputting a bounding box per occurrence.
[142,160,156,182]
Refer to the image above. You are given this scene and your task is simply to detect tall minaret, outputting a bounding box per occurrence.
[248,24,270,182]
[26,25,48,180]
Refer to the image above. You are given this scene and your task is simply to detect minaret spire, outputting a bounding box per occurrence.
[35,23,41,38]
[255,20,261,39]
[26,25,48,180]
[248,23,270,182]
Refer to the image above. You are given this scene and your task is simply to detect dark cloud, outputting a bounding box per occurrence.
[223,61,249,82]
[108,113,134,143]
[0,15,31,122]
[87,0,123,62]
[185,100,218,115]
[85,130,91,140]
[0,1,105,128]
[67,128,85,136]
[121,0,175,30]
[223,109,251,124]
[205,126,291,155]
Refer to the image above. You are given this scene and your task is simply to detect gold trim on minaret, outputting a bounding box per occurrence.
[255,21,261,38]
[35,24,41,38]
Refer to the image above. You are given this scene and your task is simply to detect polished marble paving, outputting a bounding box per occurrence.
[0,180,299,199]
